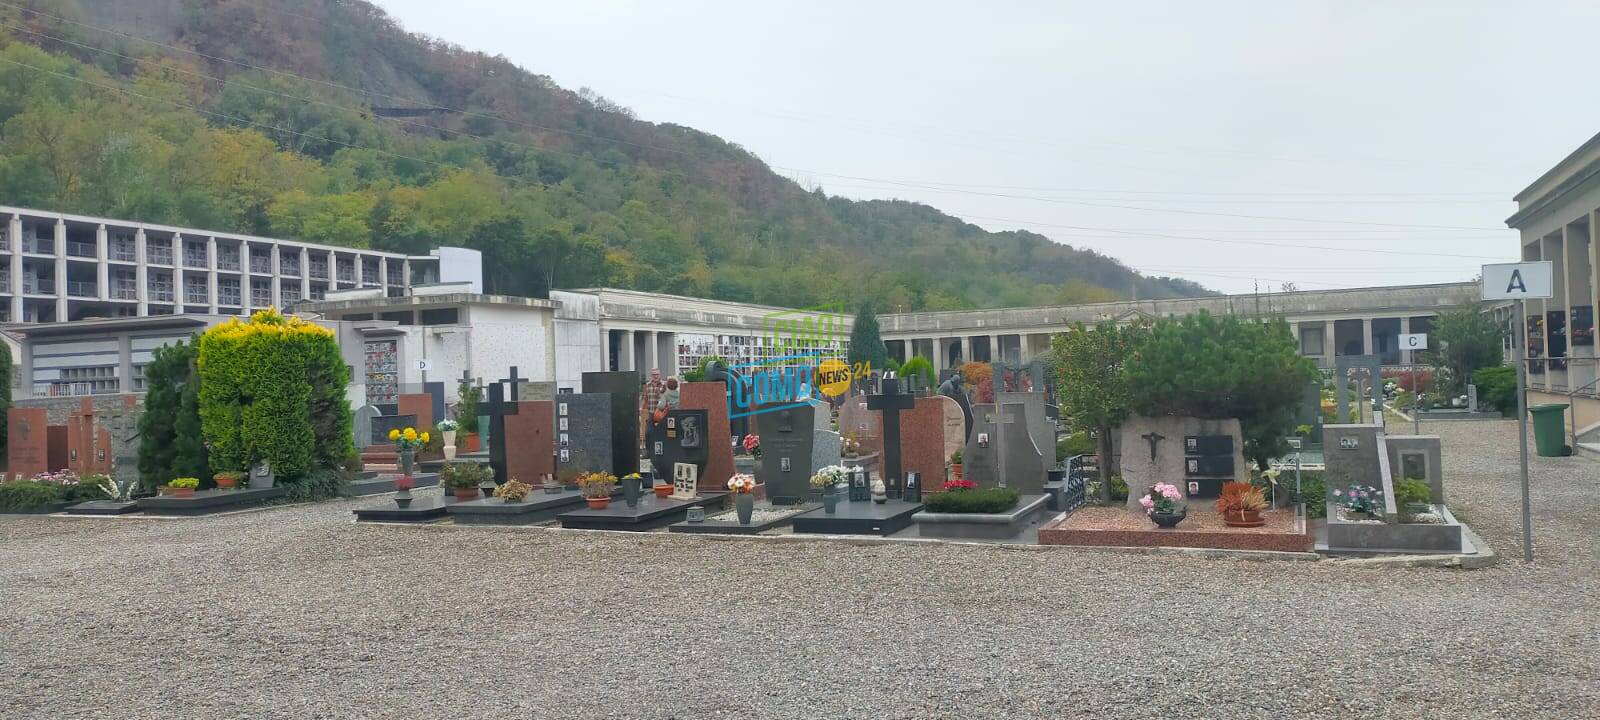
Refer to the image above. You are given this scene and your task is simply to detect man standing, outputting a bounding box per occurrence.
[640,368,665,445]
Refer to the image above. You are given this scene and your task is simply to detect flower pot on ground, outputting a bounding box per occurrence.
[213,471,243,490]
[811,465,847,515]
[389,427,430,476]
[168,477,200,499]
[621,473,643,507]
[727,473,756,523]
[494,479,532,504]
[463,433,481,452]
[576,471,618,509]
[1140,482,1186,529]
[653,483,672,498]
[440,461,492,503]
[1216,481,1268,528]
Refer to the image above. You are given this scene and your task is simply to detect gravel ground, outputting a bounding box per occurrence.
[1,419,1595,719]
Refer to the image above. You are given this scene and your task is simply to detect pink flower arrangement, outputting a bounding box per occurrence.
[741,434,761,458]
[726,473,756,494]
[1141,482,1184,515]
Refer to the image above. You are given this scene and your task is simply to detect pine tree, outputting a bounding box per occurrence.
[848,303,888,371]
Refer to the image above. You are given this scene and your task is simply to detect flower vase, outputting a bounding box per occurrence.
[395,488,412,509]
[442,430,457,450]
[443,445,457,461]
[1149,509,1186,529]
[736,493,755,525]
[399,449,415,478]
[823,486,840,514]
[622,476,642,507]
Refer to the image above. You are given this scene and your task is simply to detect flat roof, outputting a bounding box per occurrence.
[0,314,220,337]
[296,293,557,314]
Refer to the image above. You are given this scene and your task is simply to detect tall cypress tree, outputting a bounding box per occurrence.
[848,303,888,371]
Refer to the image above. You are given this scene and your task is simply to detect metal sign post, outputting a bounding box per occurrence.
[1482,262,1550,564]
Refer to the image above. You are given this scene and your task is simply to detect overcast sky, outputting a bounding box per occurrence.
[373,0,1599,294]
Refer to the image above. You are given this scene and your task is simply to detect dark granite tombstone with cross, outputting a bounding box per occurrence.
[480,367,527,485]
[754,402,816,505]
[866,374,917,498]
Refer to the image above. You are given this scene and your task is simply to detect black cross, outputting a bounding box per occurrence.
[459,368,475,387]
[502,365,528,403]
[866,375,917,494]
[1141,431,1166,462]
[482,378,521,485]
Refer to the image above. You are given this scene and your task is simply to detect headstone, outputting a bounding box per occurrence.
[904,471,922,502]
[371,414,417,446]
[938,373,975,442]
[502,400,554,483]
[1120,415,1248,512]
[555,393,612,484]
[1467,384,1479,413]
[866,376,917,490]
[847,466,870,501]
[838,396,882,456]
[811,426,842,477]
[963,403,999,487]
[648,409,711,484]
[678,381,736,492]
[705,361,751,445]
[422,381,447,429]
[991,402,1045,495]
[397,393,435,436]
[7,407,48,479]
[755,403,816,505]
[899,395,960,496]
[996,391,1053,471]
[481,373,523,486]
[582,371,642,478]
[66,399,112,476]
[354,405,381,450]
[672,462,698,499]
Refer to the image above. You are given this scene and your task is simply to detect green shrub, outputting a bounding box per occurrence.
[899,355,935,389]
[924,486,1019,513]
[683,355,724,383]
[1283,471,1326,519]
[1110,474,1128,501]
[61,475,114,503]
[282,468,355,503]
[168,477,200,489]
[1057,431,1095,462]
[1394,479,1431,506]
[197,309,352,481]
[0,481,63,511]
[455,380,480,434]
[1472,365,1517,413]
[138,339,209,493]
[440,462,493,490]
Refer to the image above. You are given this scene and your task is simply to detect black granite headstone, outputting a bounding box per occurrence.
[482,374,522,485]
[648,409,710,482]
[423,381,447,429]
[582,371,642,477]
[755,403,817,505]
[371,414,418,446]
[556,393,613,484]
[848,466,870,501]
[866,376,916,488]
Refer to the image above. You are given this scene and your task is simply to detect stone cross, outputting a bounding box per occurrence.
[1140,431,1166,462]
[991,404,1022,488]
[866,375,917,490]
[482,378,521,484]
[502,365,529,402]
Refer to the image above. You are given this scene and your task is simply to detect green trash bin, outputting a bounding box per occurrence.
[1528,403,1569,457]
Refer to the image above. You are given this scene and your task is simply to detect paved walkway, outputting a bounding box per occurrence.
[1,420,1595,719]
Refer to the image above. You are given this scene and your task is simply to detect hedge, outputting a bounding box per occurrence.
[197,309,353,480]
[137,340,209,492]
[0,481,62,511]
[924,486,1019,514]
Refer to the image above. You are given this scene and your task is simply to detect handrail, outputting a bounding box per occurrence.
[1570,367,1600,450]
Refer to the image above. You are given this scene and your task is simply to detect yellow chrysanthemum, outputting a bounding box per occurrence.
[403,428,418,442]
[388,428,401,441]
[420,432,430,444]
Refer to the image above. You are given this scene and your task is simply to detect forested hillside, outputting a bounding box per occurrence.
[0,0,1209,309]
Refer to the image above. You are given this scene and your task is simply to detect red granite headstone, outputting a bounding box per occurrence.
[397,393,434,434]
[678,381,737,492]
[502,400,554,483]
[67,398,113,476]
[900,396,963,494]
[7,407,48,478]
[839,392,883,456]
[47,425,67,473]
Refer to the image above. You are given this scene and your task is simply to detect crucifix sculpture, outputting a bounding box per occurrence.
[1141,431,1166,462]
[481,373,522,485]
[866,374,917,494]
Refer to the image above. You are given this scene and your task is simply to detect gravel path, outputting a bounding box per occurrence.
[1,420,1595,719]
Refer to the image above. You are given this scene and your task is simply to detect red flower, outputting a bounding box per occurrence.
[943,479,977,491]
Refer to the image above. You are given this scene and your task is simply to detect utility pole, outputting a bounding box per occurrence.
[1515,298,1532,563]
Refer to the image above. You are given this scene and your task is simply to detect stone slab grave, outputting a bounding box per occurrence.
[65,499,141,516]
[7,406,49,479]
[581,371,642,480]
[344,472,440,497]
[137,486,289,516]
[996,391,1053,472]
[961,402,1045,495]
[353,494,451,523]
[1320,424,1464,554]
[446,488,585,525]
[866,376,918,498]
[898,395,964,494]
[555,392,613,484]
[648,409,710,488]
[914,493,1052,540]
[556,491,728,531]
[754,402,816,505]
[668,502,820,534]
[791,498,923,536]
[1119,415,1248,512]
[680,379,737,490]
[65,397,118,477]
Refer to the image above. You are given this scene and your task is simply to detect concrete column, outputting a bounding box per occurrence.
[9,214,22,322]
[960,336,972,365]
[53,219,66,320]
[118,334,133,394]
[135,229,148,316]
[902,339,913,364]
[619,329,635,372]
[240,241,251,316]
[932,338,945,372]
[172,234,185,312]
[378,256,389,292]
[1323,320,1335,367]
[1400,317,1412,365]
[95,224,108,301]
[988,334,1000,363]
[299,247,310,301]
[269,244,281,308]
[205,236,217,311]
[402,258,412,292]
[645,330,659,373]
[1361,318,1373,357]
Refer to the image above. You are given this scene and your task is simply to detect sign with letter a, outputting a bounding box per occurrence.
[1481,262,1553,300]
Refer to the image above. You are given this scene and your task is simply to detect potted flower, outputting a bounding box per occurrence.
[741,434,762,459]
[1394,479,1432,517]
[493,479,532,504]
[388,426,429,478]
[842,433,861,459]
[1332,483,1384,521]
[436,419,459,461]
[727,473,757,524]
[621,472,644,507]
[949,450,963,480]
[440,462,489,502]
[1216,481,1268,527]
[577,472,617,509]
[943,479,977,492]
[1140,482,1186,528]
[167,477,200,499]
[810,465,847,514]
[213,470,244,490]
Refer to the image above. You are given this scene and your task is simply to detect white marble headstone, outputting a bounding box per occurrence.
[672,462,698,500]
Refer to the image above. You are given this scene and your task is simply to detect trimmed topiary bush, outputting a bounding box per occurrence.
[137,339,209,493]
[1472,365,1517,413]
[924,486,1020,514]
[197,309,353,481]
[899,355,935,389]
[0,481,63,511]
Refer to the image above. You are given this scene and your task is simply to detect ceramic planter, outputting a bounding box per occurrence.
[622,476,642,507]
[452,486,479,502]
[586,496,611,510]
[158,485,176,496]
[735,493,755,524]
[395,488,413,509]
[443,445,457,461]
[173,487,195,498]
[653,484,672,498]
[1149,509,1186,529]
[442,430,457,449]
[213,475,238,490]
[1221,508,1265,528]
[463,433,481,452]
[951,463,963,480]
[399,449,416,478]
[823,486,840,514]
